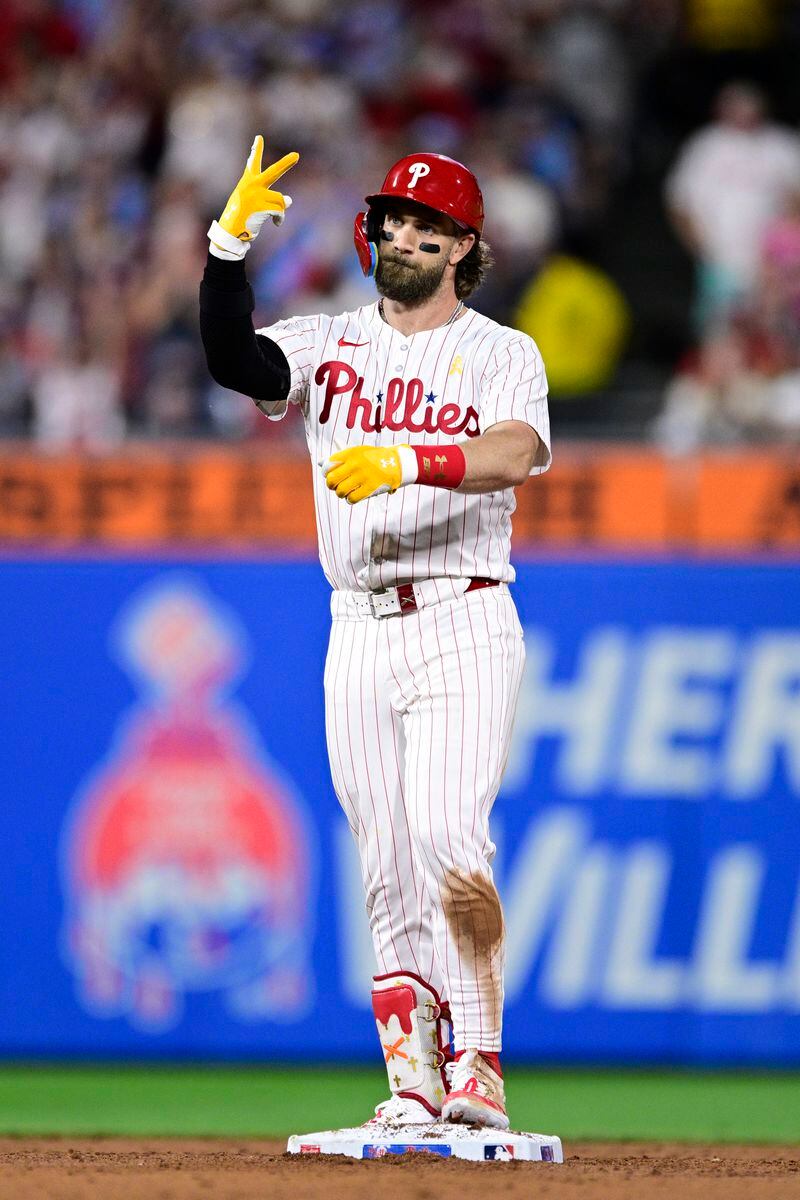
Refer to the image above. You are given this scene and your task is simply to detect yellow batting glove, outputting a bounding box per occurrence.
[321,445,417,505]
[208,135,299,261]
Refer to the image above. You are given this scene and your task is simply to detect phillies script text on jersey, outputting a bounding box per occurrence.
[315,360,480,437]
[257,302,551,591]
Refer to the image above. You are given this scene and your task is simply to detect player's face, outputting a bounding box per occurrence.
[375,206,455,303]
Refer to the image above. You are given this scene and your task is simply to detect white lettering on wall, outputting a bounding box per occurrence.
[540,845,612,1008]
[602,844,684,1008]
[781,884,800,1005]
[502,808,587,995]
[724,634,800,798]
[619,631,735,796]
[507,626,800,800]
[504,629,627,794]
[692,847,780,1011]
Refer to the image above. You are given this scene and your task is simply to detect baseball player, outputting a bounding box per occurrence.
[200,138,551,1130]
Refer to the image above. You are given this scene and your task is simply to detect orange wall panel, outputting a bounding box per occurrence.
[0,452,318,547]
[1,445,799,554]
[695,455,800,550]
[513,452,671,548]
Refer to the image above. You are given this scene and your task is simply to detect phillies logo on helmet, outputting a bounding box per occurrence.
[60,578,316,1032]
[407,161,431,190]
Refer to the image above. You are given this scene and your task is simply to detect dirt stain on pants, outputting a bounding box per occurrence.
[442,867,505,1040]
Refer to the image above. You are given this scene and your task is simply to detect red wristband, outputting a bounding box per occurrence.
[411,444,466,489]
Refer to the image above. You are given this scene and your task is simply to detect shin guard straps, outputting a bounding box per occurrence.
[372,972,453,1117]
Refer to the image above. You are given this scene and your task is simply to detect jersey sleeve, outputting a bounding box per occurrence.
[478,333,552,475]
[254,314,322,419]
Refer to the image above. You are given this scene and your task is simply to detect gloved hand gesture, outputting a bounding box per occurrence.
[322,445,414,505]
[208,136,299,261]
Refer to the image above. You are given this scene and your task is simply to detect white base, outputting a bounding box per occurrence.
[287,1121,563,1162]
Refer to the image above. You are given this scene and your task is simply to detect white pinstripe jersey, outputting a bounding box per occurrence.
[256,301,551,592]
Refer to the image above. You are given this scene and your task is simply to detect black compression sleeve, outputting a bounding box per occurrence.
[199,253,291,403]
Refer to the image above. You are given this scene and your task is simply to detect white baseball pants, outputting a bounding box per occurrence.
[324,582,525,1052]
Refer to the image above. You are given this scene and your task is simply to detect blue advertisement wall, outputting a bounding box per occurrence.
[2,555,800,1065]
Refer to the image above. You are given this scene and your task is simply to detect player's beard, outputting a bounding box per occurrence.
[375,251,448,304]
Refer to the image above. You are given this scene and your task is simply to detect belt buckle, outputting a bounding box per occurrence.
[367,585,417,618]
[368,588,387,618]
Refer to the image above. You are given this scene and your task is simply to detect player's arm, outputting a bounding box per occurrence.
[200,257,292,405]
[455,420,541,492]
[199,136,299,406]
[321,422,540,504]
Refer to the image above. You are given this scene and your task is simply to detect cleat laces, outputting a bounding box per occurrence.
[445,1049,503,1103]
[370,1094,436,1124]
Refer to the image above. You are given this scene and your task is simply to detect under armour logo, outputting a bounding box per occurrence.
[380,458,394,469]
[407,162,431,189]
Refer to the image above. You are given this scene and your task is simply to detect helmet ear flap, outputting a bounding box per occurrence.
[353,210,376,277]
[353,207,384,277]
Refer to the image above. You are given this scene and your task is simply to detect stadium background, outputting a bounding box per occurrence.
[2,0,800,1160]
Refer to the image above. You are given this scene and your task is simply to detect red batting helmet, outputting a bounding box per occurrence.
[354,152,484,277]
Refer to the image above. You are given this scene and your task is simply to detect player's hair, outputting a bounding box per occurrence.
[455,238,493,300]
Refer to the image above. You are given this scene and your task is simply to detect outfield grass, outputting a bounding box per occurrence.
[0,1066,798,1142]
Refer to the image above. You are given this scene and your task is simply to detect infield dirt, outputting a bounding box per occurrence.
[1,1138,798,1199]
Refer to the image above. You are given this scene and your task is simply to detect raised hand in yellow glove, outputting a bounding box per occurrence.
[321,444,418,505]
[208,135,299,261]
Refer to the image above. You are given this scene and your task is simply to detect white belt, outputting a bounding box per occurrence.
[334,578,501,620]
[352,584,421,618]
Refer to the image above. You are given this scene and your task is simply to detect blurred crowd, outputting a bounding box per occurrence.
[657,80,800,451]
[0,0,799,451]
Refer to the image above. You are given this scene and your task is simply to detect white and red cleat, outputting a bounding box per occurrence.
[441,1049,509,1130]
[367,1094,439,1126]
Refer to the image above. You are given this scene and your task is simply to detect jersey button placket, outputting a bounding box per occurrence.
[368,506,387,590]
